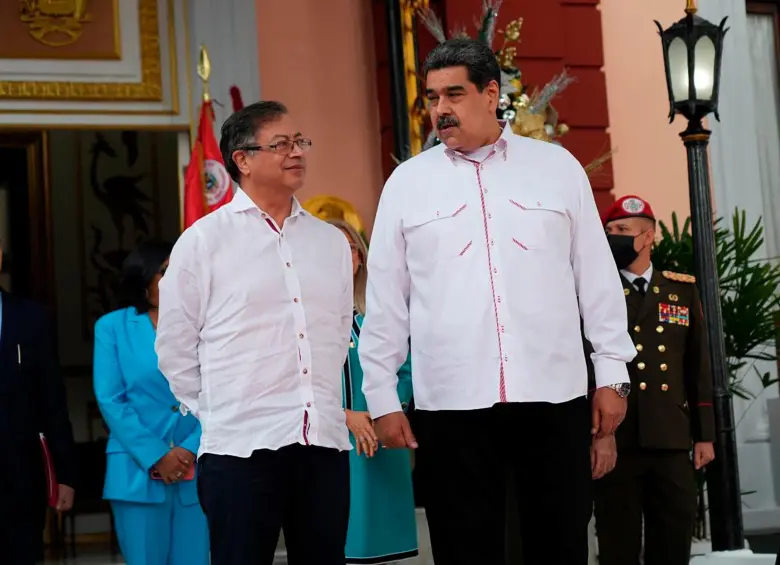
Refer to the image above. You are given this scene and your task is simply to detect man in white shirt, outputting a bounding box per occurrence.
[358,38,636,565]
[155,101,354,565]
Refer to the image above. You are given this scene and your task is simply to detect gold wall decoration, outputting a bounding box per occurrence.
[0,0,165,102]
[20,0,92,48]
[401,0,427,156]
[303,195,365,235]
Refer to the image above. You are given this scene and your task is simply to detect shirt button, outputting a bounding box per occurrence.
[488,213,492,219]
[302,368,308,374]
[293,298,299,303]
[493,267,498,274]
[171,405,178,413]
[306,402,312,407]
[299,333,304,339]
[490,239,494,246]
[286,262,291,267]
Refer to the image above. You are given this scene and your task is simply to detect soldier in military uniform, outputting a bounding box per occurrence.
[593,195,716,565]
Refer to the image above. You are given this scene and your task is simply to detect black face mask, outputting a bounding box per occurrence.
[607,234,639,270]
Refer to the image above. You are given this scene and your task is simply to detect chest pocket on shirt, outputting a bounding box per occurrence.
[508,197,570,252]
[403,200,472,262]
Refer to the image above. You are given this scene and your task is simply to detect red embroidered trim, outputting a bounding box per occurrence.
[458,241,473,256]
[509,199,526,210]
[264,218,279,233]
[474,159,507,403]
[302,410,311,445]
[452,203,467,217]
[512,238,528,250]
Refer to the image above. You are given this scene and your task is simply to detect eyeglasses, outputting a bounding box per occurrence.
[240,138,313,155]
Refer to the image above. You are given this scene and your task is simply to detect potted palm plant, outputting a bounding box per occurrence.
[652,209,780,543]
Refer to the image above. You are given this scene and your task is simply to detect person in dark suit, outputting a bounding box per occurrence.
[593,195,716,565]
[0,241,77,564]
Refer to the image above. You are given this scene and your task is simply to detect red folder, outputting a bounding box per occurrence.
[39,433,59,508]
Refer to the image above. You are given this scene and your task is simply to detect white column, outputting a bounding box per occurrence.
[186,0,262,135]
[698,0,780,535]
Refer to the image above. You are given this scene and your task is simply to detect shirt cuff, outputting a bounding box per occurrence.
[178,399,199,418]
[593,358,630,389]
[365,389,404,420]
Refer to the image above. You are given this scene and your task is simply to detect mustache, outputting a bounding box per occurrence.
[436,115,459,129]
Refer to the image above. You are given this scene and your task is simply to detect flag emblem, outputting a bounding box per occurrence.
[204,159,231,206]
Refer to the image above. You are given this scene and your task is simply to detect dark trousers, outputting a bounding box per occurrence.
[198,443,350,565]
[0,444,47,565]
[593,449,697,565]
[415,397,593,565]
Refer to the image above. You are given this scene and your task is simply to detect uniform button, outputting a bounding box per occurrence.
[661,384,669,391]
[636,344,643,352]
[171,405,178,413]
[302,368,308,374]
[660,363,668,372]
[299,333,304,339]
[286,262,291,267]
[306,402,312,407]
[634,325,641,333]
[637,362,646,370]
[658,344,666,353]
[639,382,647,390]
[293,297,299,303]
[656,325,664,334]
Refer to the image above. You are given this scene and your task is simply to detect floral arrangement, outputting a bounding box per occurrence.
[417,0,612,174]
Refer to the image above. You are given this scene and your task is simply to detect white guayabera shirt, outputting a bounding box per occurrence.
[359,122,636,418]
[156,189,354,457]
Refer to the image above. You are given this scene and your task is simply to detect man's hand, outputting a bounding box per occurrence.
[591,435,617,480]
[345,410,379,457]
[694,442,715,470]
[592,387,628,438]
[374,411,418,449]
[56,484,75,512]
[154,450,191,484]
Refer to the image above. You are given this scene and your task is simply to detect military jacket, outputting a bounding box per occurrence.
[616,268,716,451]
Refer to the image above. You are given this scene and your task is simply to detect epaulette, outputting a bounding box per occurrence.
[662,270,696,284]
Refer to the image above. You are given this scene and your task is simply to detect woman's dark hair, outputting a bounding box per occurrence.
[118,240,173,314]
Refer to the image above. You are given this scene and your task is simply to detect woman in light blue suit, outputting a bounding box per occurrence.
[328,220,418,564]
[93,241,209,565]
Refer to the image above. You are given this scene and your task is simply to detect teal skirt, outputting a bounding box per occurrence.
[345,442,418,564]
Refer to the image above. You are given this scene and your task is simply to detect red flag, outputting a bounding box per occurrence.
[183,100,233,229]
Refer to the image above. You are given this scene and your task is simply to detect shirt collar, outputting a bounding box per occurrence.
[443,120,512,165]
[621,264,653,284]
[227,188,308,218]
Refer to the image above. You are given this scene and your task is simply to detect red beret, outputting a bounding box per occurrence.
[602,195,656,226]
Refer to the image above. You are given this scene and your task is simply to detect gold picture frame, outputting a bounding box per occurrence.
[0,0,168,103]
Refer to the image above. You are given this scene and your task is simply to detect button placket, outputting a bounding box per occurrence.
[278,234,316,421]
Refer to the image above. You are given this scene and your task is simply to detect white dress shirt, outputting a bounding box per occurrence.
[155,189,353,457]
[359,123,637,418]
[621,265,653,291]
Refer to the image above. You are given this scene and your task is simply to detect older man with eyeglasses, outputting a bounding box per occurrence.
[156,101,354,565]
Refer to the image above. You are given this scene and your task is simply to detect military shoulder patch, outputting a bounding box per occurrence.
[662,270,696,284]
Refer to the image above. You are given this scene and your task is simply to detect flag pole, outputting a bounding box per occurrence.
[195,44,211,214]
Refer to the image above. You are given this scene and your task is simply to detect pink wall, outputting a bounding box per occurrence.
[600,0,691,225]
[255,0,384,233]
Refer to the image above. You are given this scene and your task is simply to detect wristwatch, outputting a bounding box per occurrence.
[604,382,631,398]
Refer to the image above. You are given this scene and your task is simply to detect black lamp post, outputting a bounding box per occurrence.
[655,0,743,552]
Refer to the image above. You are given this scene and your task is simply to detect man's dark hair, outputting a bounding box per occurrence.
[118,240,174,314]
[219,101,288,182]
[423,38,501,92]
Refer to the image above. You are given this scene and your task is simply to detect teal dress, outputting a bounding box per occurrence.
[344,313,418,564]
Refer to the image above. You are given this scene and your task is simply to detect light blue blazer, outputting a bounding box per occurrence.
[93,307,201,506]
